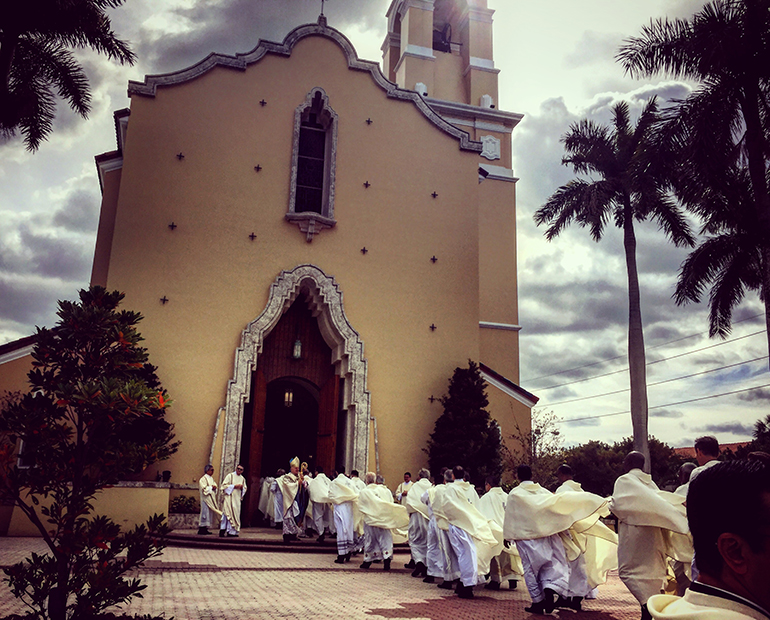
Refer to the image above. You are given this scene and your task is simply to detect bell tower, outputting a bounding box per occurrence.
[382,0,499,108]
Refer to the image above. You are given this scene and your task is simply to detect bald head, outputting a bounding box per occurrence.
[624,451,646,472]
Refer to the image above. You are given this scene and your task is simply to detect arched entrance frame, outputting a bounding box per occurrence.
[219,264,370,478]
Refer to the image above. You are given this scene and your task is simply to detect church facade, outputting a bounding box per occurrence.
[0,0,535,529]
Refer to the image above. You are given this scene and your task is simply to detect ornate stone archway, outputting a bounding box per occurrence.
[219,264,370,477]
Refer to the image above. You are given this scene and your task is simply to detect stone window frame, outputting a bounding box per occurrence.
[286,87,338,242]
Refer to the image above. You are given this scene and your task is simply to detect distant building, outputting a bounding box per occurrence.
[0,0,536,531]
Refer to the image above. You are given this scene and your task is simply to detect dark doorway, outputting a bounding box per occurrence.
[261,377,319,475]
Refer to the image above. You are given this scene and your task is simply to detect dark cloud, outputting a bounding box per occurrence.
[134,0,389,75]
[53,190,100,233]
[738,388,770,403]
[700,422,754,436]
[0,225,92,282]
[0,278,74,326]
[650,408,684,419]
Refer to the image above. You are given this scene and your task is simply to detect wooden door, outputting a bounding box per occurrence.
[316,374,339,474]
[245,366,267,524]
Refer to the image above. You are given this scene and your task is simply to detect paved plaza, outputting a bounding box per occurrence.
[0,534,644,620]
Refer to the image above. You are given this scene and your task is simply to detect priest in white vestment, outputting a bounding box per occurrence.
[421,477,451,585]
[610,452,692,620]
[307,466,334,542]
[349,470,366,491]
[405,469,432,578]
[452,466,480,505]
[505,463,608,614]
[554,464,618,611]
[476,475,523,591]
[198,464,221,535]
[358,472,409,570]
[220,463,247,537]
[257,474,275,527]
[270,468,285,530]
[433,468,502,599]
[394,472,413,505]
[329,467,359,563]
[277,458,308,543]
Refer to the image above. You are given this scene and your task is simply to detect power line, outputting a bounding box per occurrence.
[546,356,768,407]
[536,330,765,391]
[523,312,764,384]
[560,382,770,424]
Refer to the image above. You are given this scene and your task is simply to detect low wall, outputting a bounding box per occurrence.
[6,484,171,537]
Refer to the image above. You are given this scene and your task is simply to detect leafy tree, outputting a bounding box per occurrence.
[0,287,178,620]
[534,99,695,470]
[426,360,502,487]
[0,1,135,151]
[562,435,688,497]
[733,413,770,457]
[507,408,563,489]
[618,0,770,366]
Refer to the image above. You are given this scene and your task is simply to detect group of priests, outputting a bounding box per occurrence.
[197,439,756,618]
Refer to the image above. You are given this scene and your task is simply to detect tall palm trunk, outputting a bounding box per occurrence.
[739,73,770,369]
[623,198,650,470]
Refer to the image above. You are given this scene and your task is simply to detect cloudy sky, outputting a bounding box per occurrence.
[1,0,768,450]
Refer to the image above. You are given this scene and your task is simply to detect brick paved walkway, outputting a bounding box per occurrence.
[0,536,643,619]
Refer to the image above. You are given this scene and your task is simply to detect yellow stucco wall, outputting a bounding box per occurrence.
[0,354,32,397]
[104,34,489,489]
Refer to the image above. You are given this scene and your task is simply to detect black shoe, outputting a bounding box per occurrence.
[543,588,557,614]
[334,555,345,564]
[411,562,426,578]
[423,575,435,583]
[509,580,518,590]
[484,581,500,590]
[383,558,391,571]
[555,595,572,609]
[359,561,372,569]
[570,597,583,611]
[456,584,474,599]
[197,527,211,535]
[405,559,416,569]
[219,530,226,538]
[344,553,352,562]
[524,601,547,615]
[438,580,454,590]
[317,534,325,543]
[226,532,239,537]
[274,523,282,530]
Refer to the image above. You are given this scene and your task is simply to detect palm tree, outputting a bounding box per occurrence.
[617,0,770,368]
[674,171,764,337]
[0,0,135,151]
[534,98,695,470]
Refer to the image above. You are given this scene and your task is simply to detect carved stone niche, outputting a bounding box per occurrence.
[286,88,338,242]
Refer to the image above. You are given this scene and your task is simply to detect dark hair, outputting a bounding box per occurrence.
[557,463,573,477]
[452,465,465,481]
[485,475,500,487]
[340,466,347,475]
[517,464,532,481]
[316,465,324,474]
[688,460,770,576]
[404,472,411,477]
[694,435,720,457]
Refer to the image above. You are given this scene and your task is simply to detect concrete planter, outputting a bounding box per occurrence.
[168,513,199,530]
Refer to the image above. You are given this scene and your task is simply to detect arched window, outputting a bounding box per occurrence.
[286,87,338,242]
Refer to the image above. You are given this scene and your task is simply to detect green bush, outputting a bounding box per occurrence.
[169,495,199,514]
